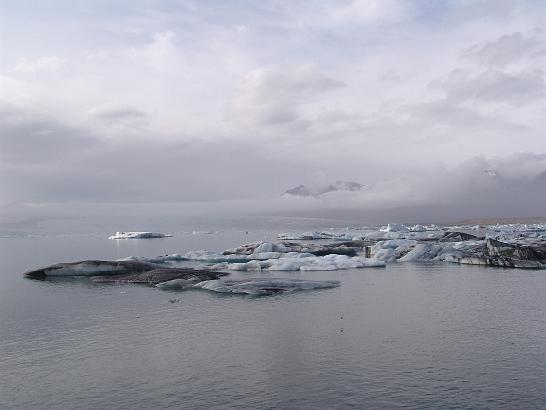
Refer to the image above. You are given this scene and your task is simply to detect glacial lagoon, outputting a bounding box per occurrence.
[2,222,546,409]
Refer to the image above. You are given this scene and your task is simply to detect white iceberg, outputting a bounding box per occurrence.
[380,223,408,233]
[277,231,334,240]
[191,230,216,235]
[227,254,385,272]
[109,231,172,240]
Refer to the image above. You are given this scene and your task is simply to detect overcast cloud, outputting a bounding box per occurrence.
[1,0,546,223]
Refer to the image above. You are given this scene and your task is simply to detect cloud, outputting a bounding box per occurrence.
[12,56,64,73]
[431,68,546,105]
[0,104,315,203]
[273,153,546,222]
[462,32,546,67]
[126,30,179,72]
[0,103,96,164]
[1,1,546,224]
[321,0,412,26]
[231,65,344,129]
[87,103,148,122]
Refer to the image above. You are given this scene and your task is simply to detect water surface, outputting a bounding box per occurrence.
[1,232,546,409]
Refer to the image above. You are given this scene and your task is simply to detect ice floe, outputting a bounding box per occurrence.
[117,247,385,272]
[380,223,408,233]
[109,232,172,239]
[225,254,385,272]
[191,278,340,296]
[92,268,226,285]
[24,260,160,279]
[27,223,546,287]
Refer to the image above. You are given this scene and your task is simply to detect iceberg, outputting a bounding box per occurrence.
[223,241,363,257]
[283,180,366,198]
[156,278,203,289]
[109,232,172,239]
[24,260,160,279]
[364,232,546,268]
[380,223,408,233]
[92,268,226,285]
[227,254,385,272]
[192,278,340,296]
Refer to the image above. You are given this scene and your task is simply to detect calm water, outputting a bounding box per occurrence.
[1,230,546,409]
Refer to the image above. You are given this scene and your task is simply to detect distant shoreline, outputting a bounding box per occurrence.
[455,217,546,225]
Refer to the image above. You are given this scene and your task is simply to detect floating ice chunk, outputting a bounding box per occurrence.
[409,224,426,232]
[361,231,404,240]
[265,258,305,271]
[117,254,188,264]
[228,263,252,271]
[299,255,385,271]
[380,223,408,233]
[370,239,417,262]
[252,242,289,253]
[243,260,265,271]
[277,231,334,240]
[251,252,283,260]
[439,251,464,263]
[156,278,203,289]
[183,250,250,263]
[193,262,231,271]
[285,252,315,258]
[24,260,158,278]
[193,278,340,296]
[117,255,152,262]
[397,243,442,262]
[109,232,172,239]
[277,233,299,240]
[228,254,385,272]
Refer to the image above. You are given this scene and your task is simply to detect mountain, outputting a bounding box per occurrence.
[283,180,366,197]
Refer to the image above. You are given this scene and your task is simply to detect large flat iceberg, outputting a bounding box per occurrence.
[109,232,172,240]
[191,278,340,296]
[24,260,161,279]
[229,254,386,272]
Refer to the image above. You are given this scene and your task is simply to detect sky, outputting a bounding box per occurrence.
[1,0,546,224]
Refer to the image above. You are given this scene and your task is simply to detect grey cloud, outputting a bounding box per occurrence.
[435,68,546,105]
[0,107,320,203]
[407,98,508,129]
[261,110,299,125]
[231,66,344,128]
[0,104,97,164]
[462,32,546,67]
[279,153,546,223]
[2,105,546,224]
[415,154,546,217]
[88,104,148,121]
[332,97,526,145]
